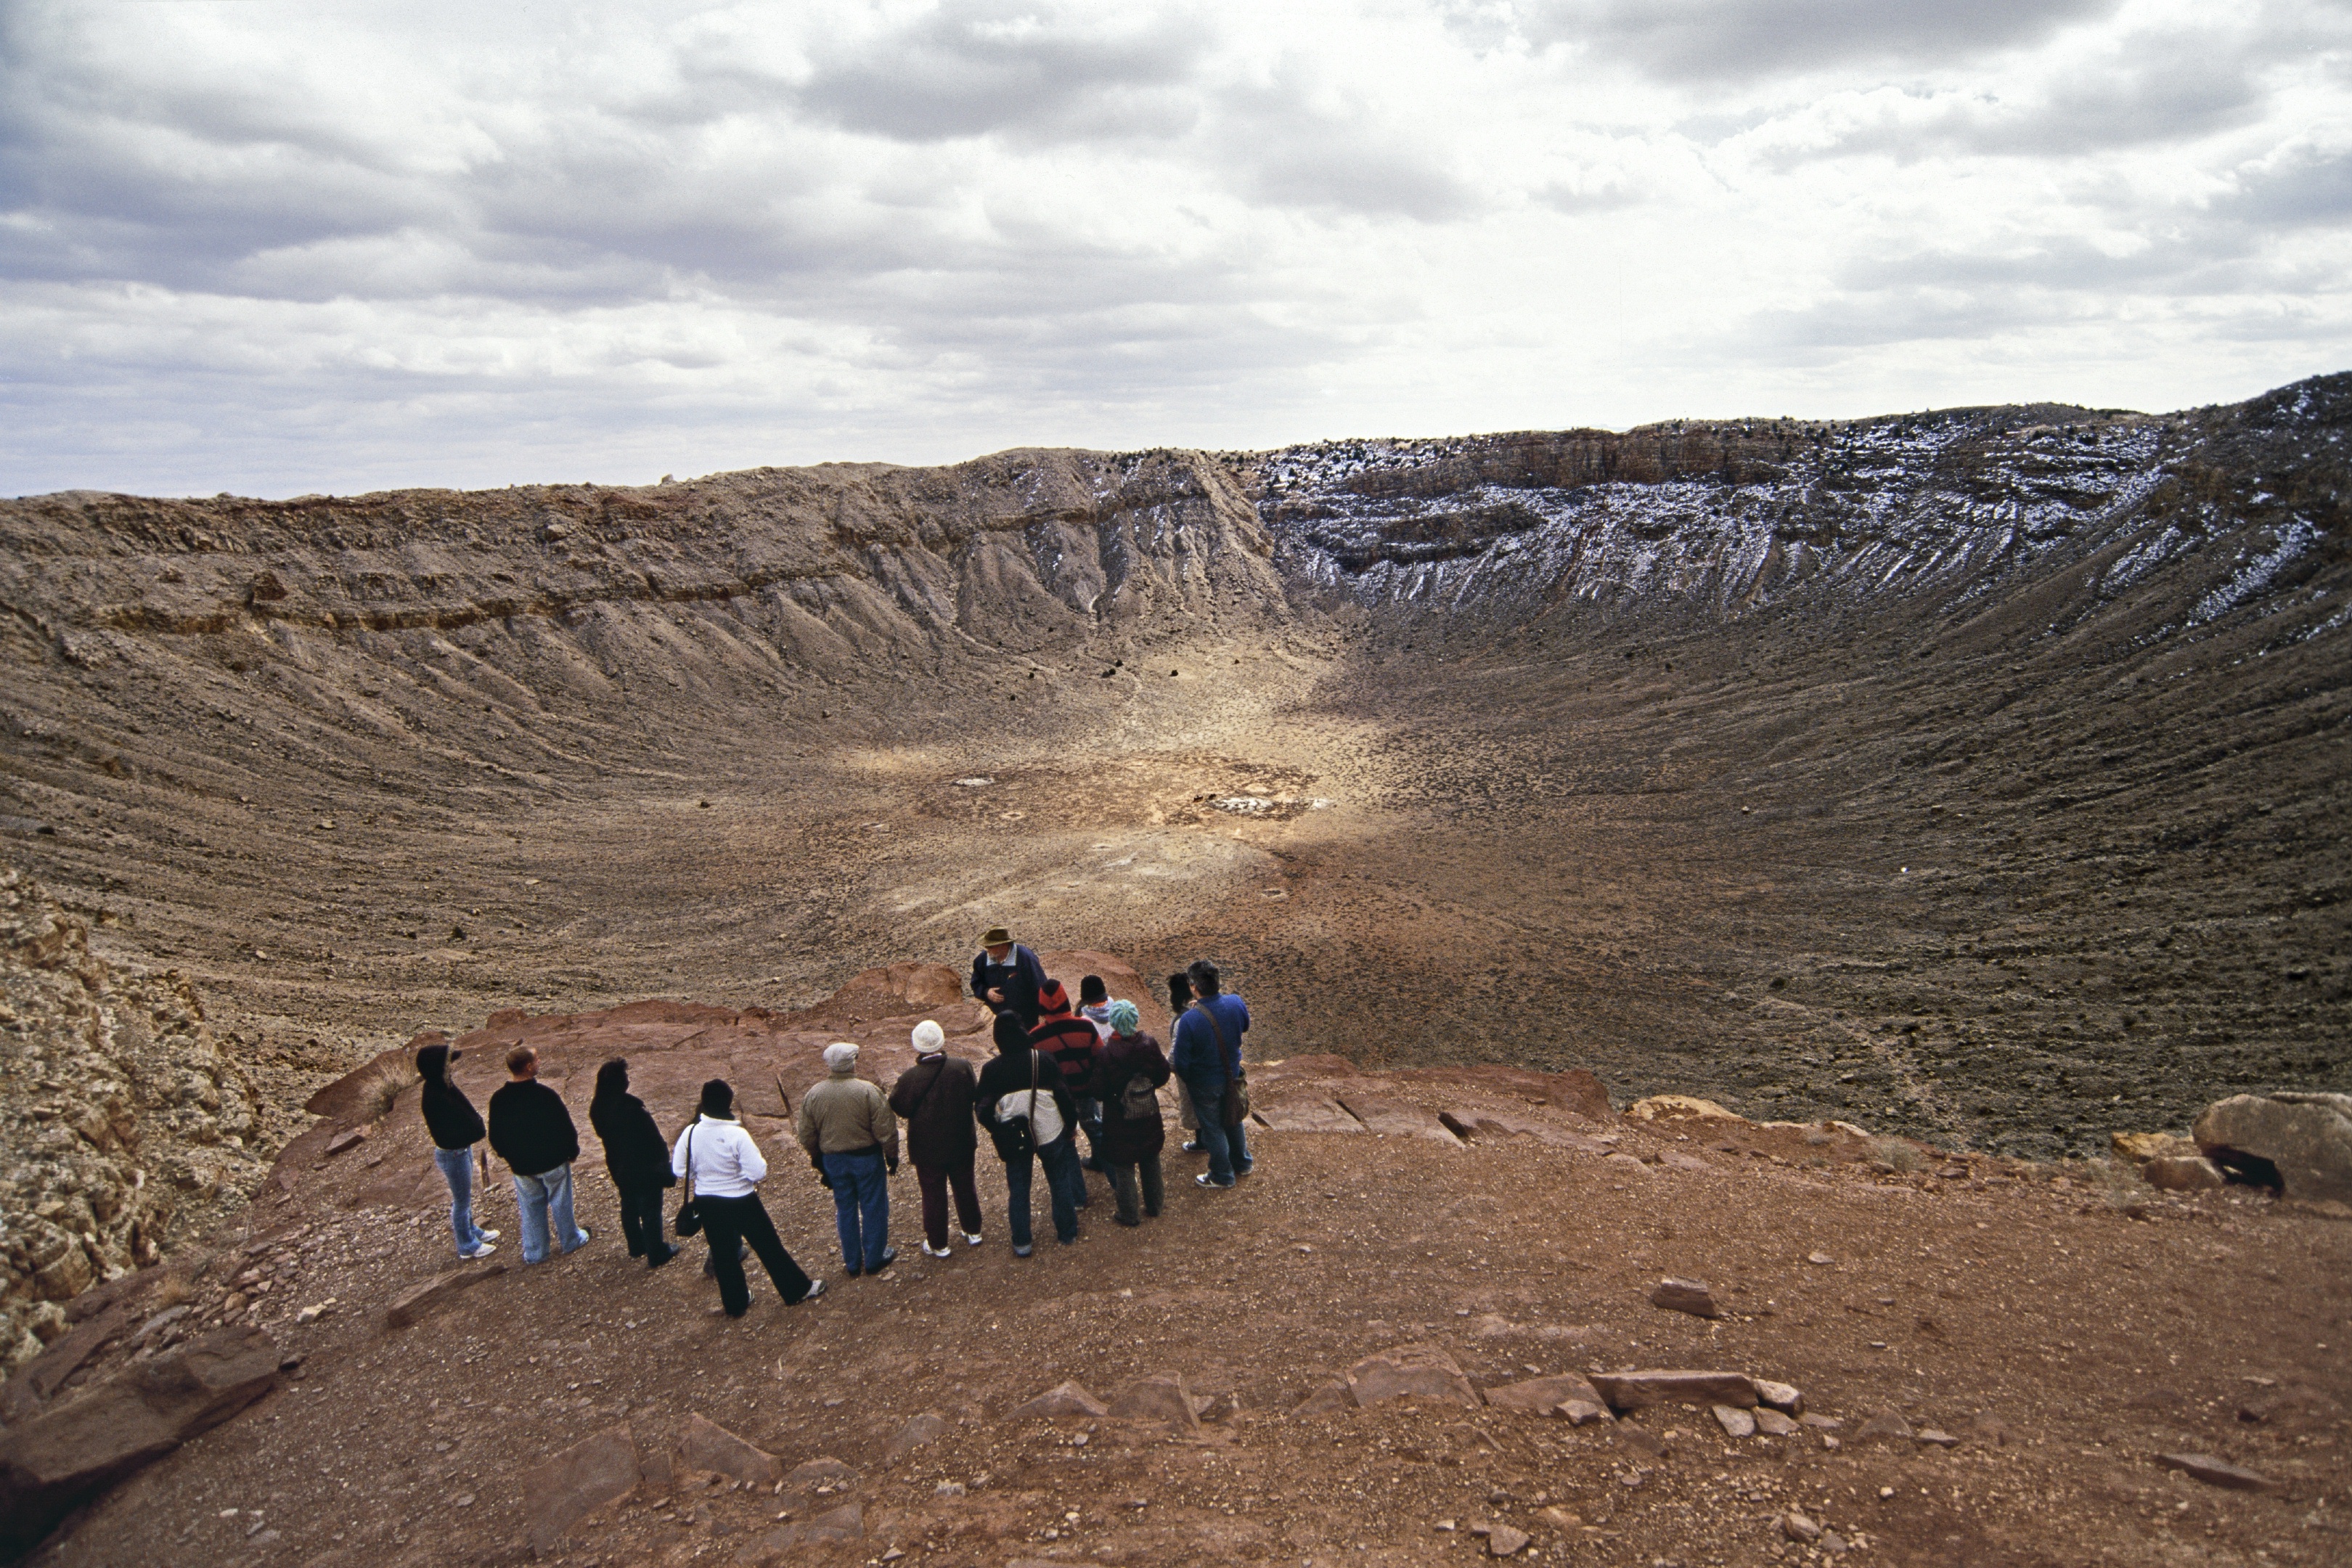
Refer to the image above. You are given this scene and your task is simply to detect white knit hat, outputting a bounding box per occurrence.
[912,1020,945,1053]
[823,1041,859,1072]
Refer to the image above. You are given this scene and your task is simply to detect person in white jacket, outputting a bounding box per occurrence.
[671,1079,825,1316]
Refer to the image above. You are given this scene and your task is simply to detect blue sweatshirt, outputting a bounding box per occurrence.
[1169,994,1249,1088]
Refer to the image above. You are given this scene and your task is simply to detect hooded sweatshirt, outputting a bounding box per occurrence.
[588,1061,677,1191]
[417,1043,486,1151]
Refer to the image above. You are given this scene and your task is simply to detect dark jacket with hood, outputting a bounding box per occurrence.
[588,1061,677,1191]
[889,1053,979,1167]
[1087,1031,1171,1164]
[973,1014,1078,1161]
[417,1043,486,1151]
[488,1075,581,1178]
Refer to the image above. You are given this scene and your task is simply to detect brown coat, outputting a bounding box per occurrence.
[889,1053,979,1167]
[1087,1032,1171,1164]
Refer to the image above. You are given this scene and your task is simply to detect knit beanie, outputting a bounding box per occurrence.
[823,1041,859,1073]
[912,1020,945,1053]
[1106,1000,1140,1035]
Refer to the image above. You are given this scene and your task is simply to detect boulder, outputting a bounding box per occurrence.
[383,1262,507,1330]
[2112,1131,2195,1162]
[0,1326,279,1558]
[1753,1379,1804,1415]
[521,1423,640,1551]
[1482,1373,1608,1417]
[2142,1155,2224,1192]
[2193,1094,2352,1201]
[1012,1381,1108,1419]
[2155,1453,2286,1494]
[1588,1371,1759,1412]
[678,1413,780,1486]
[1344,1344,1482,1409]
[1106,1375,1202,1434]
[1648,1278,1718,1318]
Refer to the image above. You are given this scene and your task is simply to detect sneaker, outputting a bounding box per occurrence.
[874,1246,898,1269]
[460,1242,498,1259]
[1181,1140,1201,1153]
[1236,1162,1254,1177]
[799,1279,827,1303]
[1196,1174,1235,1189]
[1013,1244,1033,1257]
[964,1233,984,1247]
[922,1242,953,1259]
[478,1229,502,1242]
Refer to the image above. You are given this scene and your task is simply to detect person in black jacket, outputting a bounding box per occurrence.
[589,1058,677,1268]
[973,1012,1082,1255]
[969,926,1047,1028]
[487,1045,592,1265]
[417,1039,499,1260]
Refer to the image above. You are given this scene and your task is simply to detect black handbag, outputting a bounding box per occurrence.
[674,1125,703,1237]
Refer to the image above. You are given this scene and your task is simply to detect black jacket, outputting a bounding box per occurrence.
[417,1044,486,1151]
[1087,1032,1171,1164]
[969,944,1046,1026]
[488,1078,580,1178]
[973,1044,1079,1162]
[889,1054,979,1166]
[589,1083,676,1191]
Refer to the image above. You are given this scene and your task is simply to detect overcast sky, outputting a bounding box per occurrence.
[4,0,2346,497]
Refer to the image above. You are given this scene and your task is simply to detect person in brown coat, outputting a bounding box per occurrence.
[889,1020,984,1257]
[1087,1001,1172,1226]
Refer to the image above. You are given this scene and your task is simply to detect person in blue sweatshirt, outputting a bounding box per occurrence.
[1167,960,1252,1188]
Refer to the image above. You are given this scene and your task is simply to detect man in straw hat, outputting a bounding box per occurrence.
[969,925,1047,1029]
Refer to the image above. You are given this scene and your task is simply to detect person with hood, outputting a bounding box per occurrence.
[588,1057,677,1268]
[417,1037,499,1259]
[796,1041,900,1277]
[673,1079,824,1316]
[973,1011,1083,1254]
[1087,1000,1172,1226]
[486,1045,592,1262]
[1029,979,1104,1182]
[1169,960,1252,1188]
[888,1021,984,1258]
[969,926,1047,1028]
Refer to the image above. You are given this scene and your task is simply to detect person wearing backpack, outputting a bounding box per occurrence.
[416,1038,499,1259]
[1087,1001,1171,1226]
[889,1021,985,1259]
[1169,960,1253,1188]
[973,1011,1082,1254]
[672,1079,824,1316]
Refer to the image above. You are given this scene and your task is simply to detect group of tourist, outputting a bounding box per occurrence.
[414,928,1252,1318]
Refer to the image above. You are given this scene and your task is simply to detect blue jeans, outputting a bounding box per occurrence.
[435,1147,489,1255]
[512,1164,589,1263]
[1188,1080,1251,1184]
[822,1148,891,1272]
[1002,1134,1082,1248]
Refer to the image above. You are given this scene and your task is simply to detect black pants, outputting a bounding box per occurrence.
[697,1192,813,1315]
[1108,1155,1164,1225]
[617,1180,669,1259]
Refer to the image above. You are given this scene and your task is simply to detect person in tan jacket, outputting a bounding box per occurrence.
[796,1042,900,1276]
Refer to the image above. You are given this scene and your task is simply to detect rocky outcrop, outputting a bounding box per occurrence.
[2193,1093,2352,1202]
[0,1326,279,1558]
[0,867,270,1371]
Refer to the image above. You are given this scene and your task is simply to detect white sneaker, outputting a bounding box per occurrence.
[801,1279,827,1302]
[477,1229,501,1242]
[461,1243,497,1259]
[923,1242,953,1259]
[964,1232,984,1246]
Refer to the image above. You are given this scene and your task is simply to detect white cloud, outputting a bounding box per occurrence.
[0,0,2345,497]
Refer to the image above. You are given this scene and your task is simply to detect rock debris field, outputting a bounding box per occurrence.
[0,372,2347,1564]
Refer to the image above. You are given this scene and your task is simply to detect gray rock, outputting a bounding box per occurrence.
[0,1326,279,1557]
[2156,1453,2286,1494]
[1753,1408,1799,1437]
[1344,1344,1482,1410]
[1588,1370,1758,1412]
[1853,1410,1914,1445]
[1781,1508,1823,1543]
[1012,1381,1108,1419]
[1711,1405,1756,1439]
[1291,1379,1353,1418]
[885,1412,948,1461]
[383,1262,506,1330]
[1106,1374,1202,1433]
[1486,1522,1530,1555]
[2193,1093,2352,1201]
[521,1423,640,1551]
[2142,1154,2224,1192]
[1482,1373,1608,1417]
[1754,1379,1804,1414]
[1648,1278,1718,1318]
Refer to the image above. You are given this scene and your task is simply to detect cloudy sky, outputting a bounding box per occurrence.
[3,0,2346,497]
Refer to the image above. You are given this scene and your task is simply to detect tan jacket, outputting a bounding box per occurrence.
[796,1073,900,1163]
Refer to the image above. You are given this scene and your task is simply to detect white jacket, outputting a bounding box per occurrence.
[671,1114,767,1199]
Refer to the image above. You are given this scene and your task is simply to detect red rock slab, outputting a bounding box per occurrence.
[521,1424,642,1550]
[1482,1373,1609,1416]
[677,1412,781,1485]
[1333,1093,1464,1147]
[1106,1374,1203,1434]
[1013,1381,1108,1419]
[1588,1371,1760,1411]
[1392,1064,1611,1122]
[1251,1087,1368,1135]
[1439,1105,1614,1153]
[1344,1343,1482,1409]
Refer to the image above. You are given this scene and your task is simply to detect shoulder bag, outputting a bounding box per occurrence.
[1196,1003,1249,1127]
[674,1125,704,1237]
